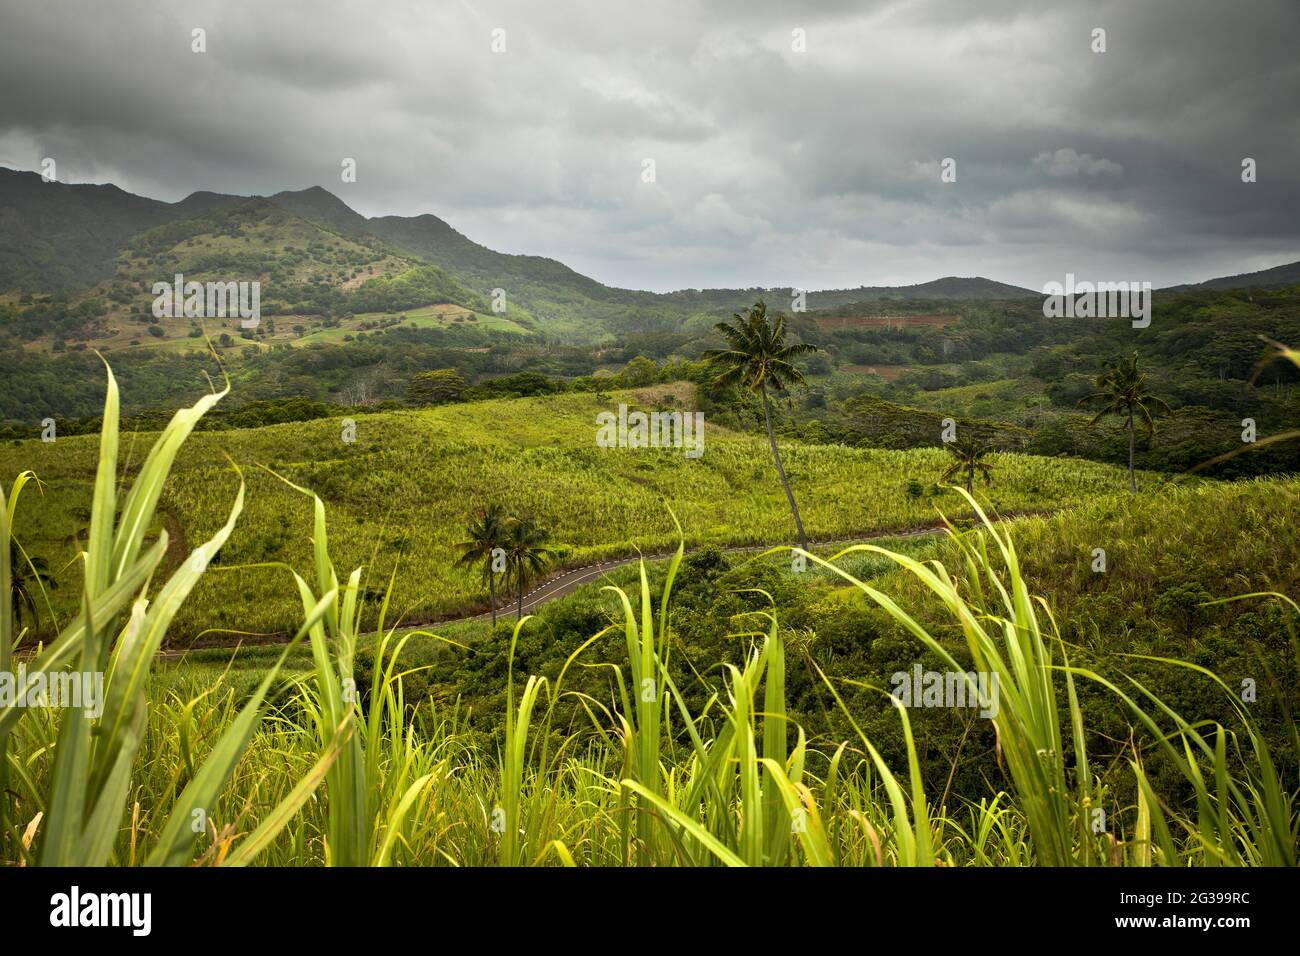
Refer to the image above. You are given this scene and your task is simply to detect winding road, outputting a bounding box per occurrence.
[159,519,973,657]
[447,523,950,626]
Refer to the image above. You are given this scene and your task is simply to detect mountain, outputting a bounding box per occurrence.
[3,170,1208,346]
[0,169,262,292]
[0,176,494,352]
[265,186,645,308]
[0,168,179,290]
[272,188,671,337]
[368,213,640,304]
[173,189,246,218]
[268,185,370,234]
[1163,260,1300,292]
[105,197,431,307]
[892,275,1037,298]
[810,276,1037,305]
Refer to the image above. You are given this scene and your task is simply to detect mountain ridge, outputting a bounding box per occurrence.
[4,168,1298,338]
[1161,259,1300,293]
[0,170,1043,303]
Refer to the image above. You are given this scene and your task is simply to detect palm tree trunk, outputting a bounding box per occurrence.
[517,567,524,620]
[761,382,808,550]
[489,572,497,627]
[1127,409,1137,496]
[967,466,974,495]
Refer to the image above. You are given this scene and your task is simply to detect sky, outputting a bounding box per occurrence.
[1,0,1298,293]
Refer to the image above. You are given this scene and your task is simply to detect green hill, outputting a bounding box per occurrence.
[0,168,177,291]
[1,381,1146,642]
[1165,259,1300,292]
[2,195,498,351]
[807,276,1036,307]
[111,198,412,298]
[0,171,1044,344]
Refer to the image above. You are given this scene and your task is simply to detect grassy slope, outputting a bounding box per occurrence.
[1,383,1147,641]
[147,475,1300,809]
[0,168,180,291]
[296,304,528,343]
[22,199,501,353]
[91,201,412,337]
[854,477,1300,798]
[904,377,1052,422]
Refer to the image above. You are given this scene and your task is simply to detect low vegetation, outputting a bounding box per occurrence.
[0,383,1147,642]
[1,366,1294,867]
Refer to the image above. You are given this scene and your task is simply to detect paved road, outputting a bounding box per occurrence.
[447,523,949,627]
[159,521,958,657]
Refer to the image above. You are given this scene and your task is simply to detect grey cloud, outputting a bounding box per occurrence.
[0,0,1296,292]
[1032,149,1123,177]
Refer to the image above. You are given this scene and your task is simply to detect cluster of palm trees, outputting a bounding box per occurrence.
[703,302,1168,557]
[454,307,1166,624]
[701,300,1002,542]
[935,351,1168,497]
[456,504,552,626]
[909,351,1169,499]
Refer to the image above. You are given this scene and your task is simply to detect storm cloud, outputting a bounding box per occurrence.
[1,0,1297,292]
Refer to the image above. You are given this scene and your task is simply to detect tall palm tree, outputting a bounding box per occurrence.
[455,503,508,626]
[702,300,818,550]
[9,539,57,635]
[503,516,553,621]
[1078,353,1171,495]
[940,435,995,495]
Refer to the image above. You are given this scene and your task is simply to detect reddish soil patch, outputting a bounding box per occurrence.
[845,364,907,380]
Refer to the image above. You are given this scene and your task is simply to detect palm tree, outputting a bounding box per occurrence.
[503,516,553,621]
[702,300,818,550]
[10,539,57,635]
[1078,353,1171,495]
[940,435,995,495]
[455,504,509,626]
